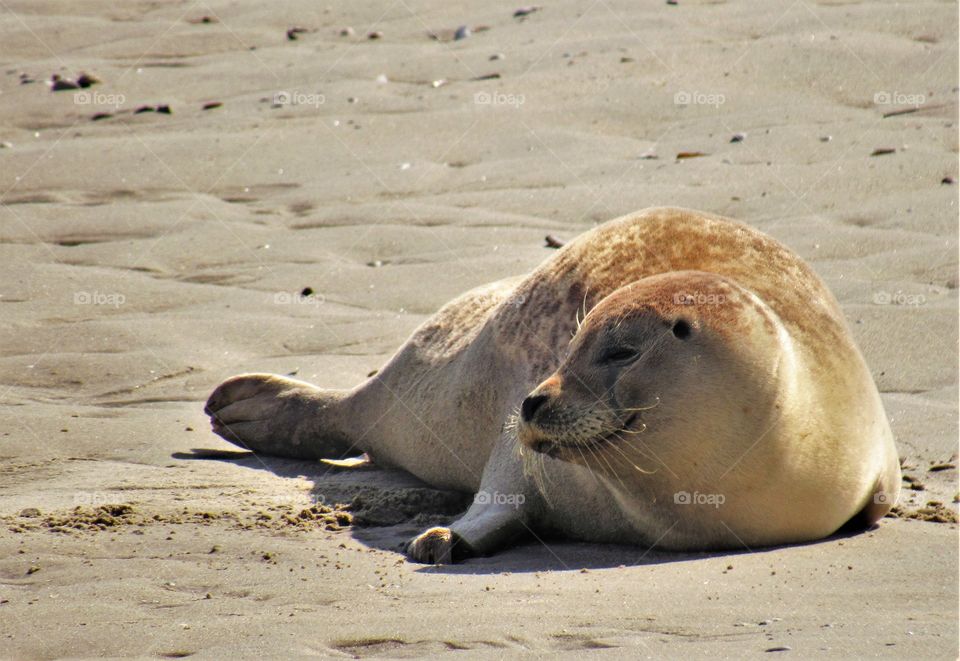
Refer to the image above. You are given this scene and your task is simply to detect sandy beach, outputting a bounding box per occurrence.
[1,0,957,657]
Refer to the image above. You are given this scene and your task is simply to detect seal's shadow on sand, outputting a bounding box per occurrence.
[174,449,871,575]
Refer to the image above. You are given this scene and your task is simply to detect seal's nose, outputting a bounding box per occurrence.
[520,394,549,422]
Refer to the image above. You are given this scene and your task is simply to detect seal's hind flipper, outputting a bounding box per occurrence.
[320,453,374,470]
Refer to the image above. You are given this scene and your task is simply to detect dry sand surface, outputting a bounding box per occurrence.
[1,0,958,658]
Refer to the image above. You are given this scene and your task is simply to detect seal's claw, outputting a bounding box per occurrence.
[407,527,470,564]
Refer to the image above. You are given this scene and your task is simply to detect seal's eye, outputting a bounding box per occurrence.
[672,319,692,340]
[601,347,637,364]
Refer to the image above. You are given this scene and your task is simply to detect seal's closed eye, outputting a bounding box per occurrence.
[600,347,638,364]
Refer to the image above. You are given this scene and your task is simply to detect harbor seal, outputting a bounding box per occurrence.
[204,207,900,563]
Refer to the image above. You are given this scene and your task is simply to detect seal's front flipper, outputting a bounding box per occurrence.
[320,453,374,470]
[406,496,529,564]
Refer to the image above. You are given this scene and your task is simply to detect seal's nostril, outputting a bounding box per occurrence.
[520,394,549,422]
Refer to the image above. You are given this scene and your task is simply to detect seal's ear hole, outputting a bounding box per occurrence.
[672,319,692,340]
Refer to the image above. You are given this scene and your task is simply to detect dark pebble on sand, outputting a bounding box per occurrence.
[50,75,78,91]
[730,132,746,143]
[287,27,308,40]
[472,73,501,81]
[544,235,565,249]
[76,73,99,88]
[870,147,895,156]
[134,105,154,114]
[764,646,791,653]
[301,287,315,297]
[454,25,471,40]
[368,31,383,40]
[91,112,112,121]
[514,6,541,17]
[156,104,172,114]
[202,101,222,110]
[942,176,955,185]
[928,463,956,471]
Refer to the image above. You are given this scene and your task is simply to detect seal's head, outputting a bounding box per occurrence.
[516,270,797,495]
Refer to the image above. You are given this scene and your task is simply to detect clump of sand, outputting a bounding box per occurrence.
[887,502,958,524]
[5,502,353,534]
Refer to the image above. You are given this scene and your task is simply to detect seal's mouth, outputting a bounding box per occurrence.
[527,413,639,458]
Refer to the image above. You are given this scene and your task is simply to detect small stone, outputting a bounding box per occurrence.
[941,176,955,185]
[339,27,355,37]
[730,132,746,143]
[368,31,383,40]
[76,73,99,88]
[454,25,471,40]
[19,508,41,518]
[50,75,78,91]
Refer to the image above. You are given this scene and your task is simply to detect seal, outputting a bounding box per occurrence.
[204,207,900,563]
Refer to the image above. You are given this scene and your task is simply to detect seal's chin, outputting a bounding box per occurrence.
[520,414,639,461]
